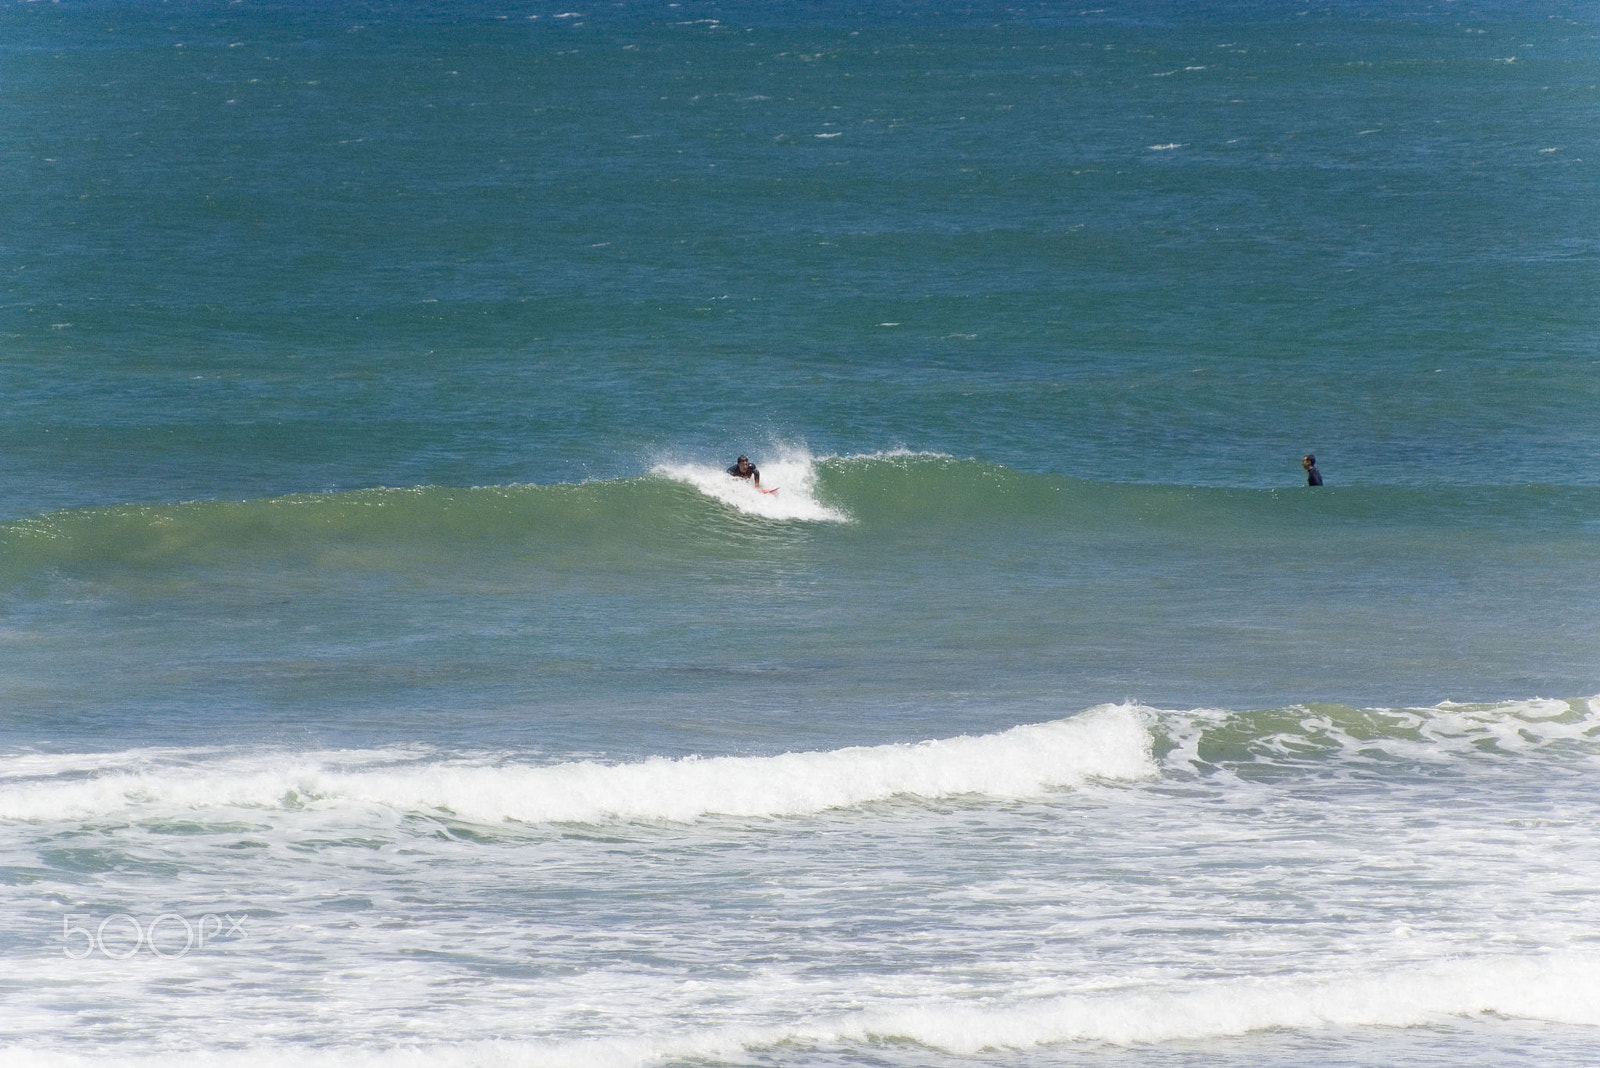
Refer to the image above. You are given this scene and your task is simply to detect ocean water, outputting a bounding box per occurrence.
[2,0,1599,1065]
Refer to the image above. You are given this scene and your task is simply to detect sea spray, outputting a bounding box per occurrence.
[651,450,851,523]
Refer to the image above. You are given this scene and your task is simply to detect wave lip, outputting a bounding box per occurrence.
[0,706,1154,824]
[507,704,1155,822]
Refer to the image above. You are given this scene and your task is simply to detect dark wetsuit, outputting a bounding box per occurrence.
[1306,466,1323,487]
[728,462,760,483]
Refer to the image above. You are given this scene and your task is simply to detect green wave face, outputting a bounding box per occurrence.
[0,478,715,582]
[2,456,1597,738]
[4,454,1597,582]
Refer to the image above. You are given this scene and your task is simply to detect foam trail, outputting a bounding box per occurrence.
[0,706,1154,824]
[5,953,1597,1067]
[651,448,849,521]
[838,953,1600,1050]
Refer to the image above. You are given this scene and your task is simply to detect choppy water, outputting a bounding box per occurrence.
[2,1,1598,1065]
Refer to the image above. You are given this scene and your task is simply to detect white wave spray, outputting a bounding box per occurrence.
[0,705,1154,824]
[650,447,850,522]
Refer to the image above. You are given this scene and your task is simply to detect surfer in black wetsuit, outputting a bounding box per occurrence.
[1302,454,1323,486]
[728,455,762,488]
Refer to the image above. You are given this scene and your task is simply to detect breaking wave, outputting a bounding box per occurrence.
[0,705,1154,824]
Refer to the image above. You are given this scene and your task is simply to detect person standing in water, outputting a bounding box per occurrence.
[1302,454,1323,486]
[728,455,762,489]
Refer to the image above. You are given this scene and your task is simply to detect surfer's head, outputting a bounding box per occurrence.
[1302,454,1316,468]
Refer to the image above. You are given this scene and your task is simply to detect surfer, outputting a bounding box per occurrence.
[727,455,762,488]
[1302,454,1323,486]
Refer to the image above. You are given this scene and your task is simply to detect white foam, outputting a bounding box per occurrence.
[819,447,955,462]
[0,706,1154,825]
[651,448,849,522]
[1156,696,1600,778]
[6,952,1596,1066]
[836,952,1600,1049]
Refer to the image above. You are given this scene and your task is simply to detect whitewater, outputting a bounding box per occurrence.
[0,705,1155,824]
[4,699,1599,1065]
[652,451,854,523]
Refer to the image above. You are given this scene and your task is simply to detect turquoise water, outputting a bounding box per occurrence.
[4,463,1600,751]
[5,1,1598,511]
[2,2,1598,1065]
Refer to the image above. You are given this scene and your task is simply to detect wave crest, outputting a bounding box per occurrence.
[1155,696,1600,777]
[650,449,850,522]
[0,706,1153,824]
